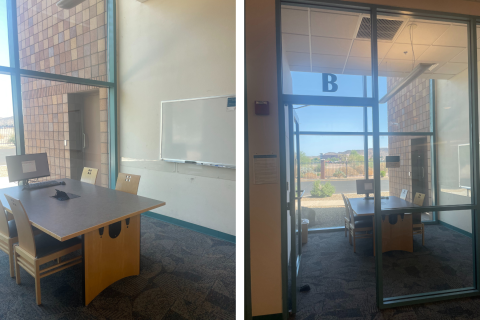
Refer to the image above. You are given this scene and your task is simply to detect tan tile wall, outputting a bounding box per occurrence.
[17,0,109,187]
[21,79,109,187]
[387,77,433,205]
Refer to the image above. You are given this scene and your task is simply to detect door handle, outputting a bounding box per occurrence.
[296,189,305,199]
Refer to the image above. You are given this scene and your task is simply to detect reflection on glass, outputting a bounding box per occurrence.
[294,105,366,132]
[383,210,473,298]
[21,77,109,187]
[0,74,17,188]
[16,0,108,80]
[282,6,372,97]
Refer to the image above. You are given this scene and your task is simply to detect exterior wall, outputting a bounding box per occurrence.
[16,0,109,187]
[386,77,432,205]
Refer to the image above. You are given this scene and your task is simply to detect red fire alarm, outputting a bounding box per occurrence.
[255,101,269,115]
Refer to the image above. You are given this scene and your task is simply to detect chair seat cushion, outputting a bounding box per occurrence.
[354,219,373,229]
[34,233,81,259]
[7,220,40,239]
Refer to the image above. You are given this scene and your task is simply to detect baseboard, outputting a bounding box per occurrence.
[252,313,283,320]
[438,220,472,238]
[142,211,235,243]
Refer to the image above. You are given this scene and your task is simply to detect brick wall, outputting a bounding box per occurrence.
[386,77,432,205]
[16,0,109,187]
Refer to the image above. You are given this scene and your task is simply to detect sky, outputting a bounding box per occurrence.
[291,71,390,156]
[0,0,15,120]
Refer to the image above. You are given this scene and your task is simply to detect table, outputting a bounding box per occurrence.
[349,196,418,253]
[0,178,165,305]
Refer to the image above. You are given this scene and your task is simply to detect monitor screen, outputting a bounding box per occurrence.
[356,179,374,194]
[6,153,50,182]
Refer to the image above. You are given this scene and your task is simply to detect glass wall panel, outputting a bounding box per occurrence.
[21,77,109,186]
[0,74,17,188]
[299,135,365,229]
[282,6,372,97]
[382,209,474,298]
[16,0,108,80]
[377,15,471,208]
[0,0,9,66]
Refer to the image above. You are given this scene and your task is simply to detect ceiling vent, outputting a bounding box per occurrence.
[356,17,404,41]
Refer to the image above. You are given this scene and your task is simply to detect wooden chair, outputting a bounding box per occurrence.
[5,195,83,305]
[413,192,426,245]
[0,199,42,278]
[116,173,141,195]
[400,189,408,200]
[80,167,99,185]
[346,196,374,253]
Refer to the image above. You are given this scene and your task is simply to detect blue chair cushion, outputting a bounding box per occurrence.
[34,233,81,259]
[7,220,40,239]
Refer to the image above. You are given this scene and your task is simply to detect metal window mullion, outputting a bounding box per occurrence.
[370,8,384,308]
[363,76,369,179]
[467,17,480,292]
[430,79,438,220]
[107,0,118,189]
[6,0,24,156]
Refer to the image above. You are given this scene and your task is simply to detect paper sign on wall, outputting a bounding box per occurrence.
[254,155,277,184]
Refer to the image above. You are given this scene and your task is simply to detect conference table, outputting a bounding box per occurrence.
[349,196,419,253]
[0,178,165,305]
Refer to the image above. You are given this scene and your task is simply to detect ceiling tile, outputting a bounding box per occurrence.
[418,46,465,62]
[286,52,310,67]
[290,65,311,72]
[312,54,347,68]
[283,34,310,53]
[345,56,371,70]
[433,25,468,47]
[395,22,450,45]
[311,67,344,74]
[349,40,391,58]
[311,36,352,55]
[343,69,371,76]
[384,43,429,60]
[434,62,468,75]
[450,49,467,63]
[282,9,309,35]
[310,11,360,39]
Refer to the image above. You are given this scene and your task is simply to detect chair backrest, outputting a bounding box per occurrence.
[0,200,10,238]
[400,189,408,200]
[5,195,36,257]
[80,167,99,185]
[413,192,425,206]
[341,193,349,220]
[346,196,355,224]
[115,173,141,195]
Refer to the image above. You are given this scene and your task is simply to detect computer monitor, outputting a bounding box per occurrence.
[6,153,50,183]
[356,179,374,195]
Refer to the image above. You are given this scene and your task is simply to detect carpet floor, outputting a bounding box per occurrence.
[291,224,480,319]
[0,215,236,320]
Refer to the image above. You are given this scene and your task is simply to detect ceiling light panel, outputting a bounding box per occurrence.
[310,11,359,39]
[282,9,309,35]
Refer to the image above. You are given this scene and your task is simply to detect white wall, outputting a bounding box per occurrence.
[117,0,236,235]
[436,69,472,233]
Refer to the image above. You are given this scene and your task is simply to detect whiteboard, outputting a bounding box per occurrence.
[161,95,235,167]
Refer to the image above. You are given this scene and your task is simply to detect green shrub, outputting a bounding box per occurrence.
[311,181,335,198]
[332,169,346,178]
[380,170,386,178]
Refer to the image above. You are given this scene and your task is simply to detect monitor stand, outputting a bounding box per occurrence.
[364,193,374,200]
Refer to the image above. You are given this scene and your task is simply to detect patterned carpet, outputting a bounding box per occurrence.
[0,215,236,320]
[291,224,479,319]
